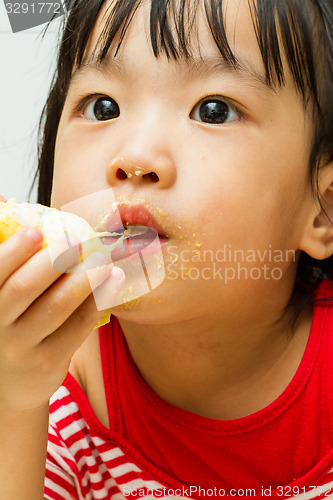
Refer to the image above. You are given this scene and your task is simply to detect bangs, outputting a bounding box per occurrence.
[61,0,319,106]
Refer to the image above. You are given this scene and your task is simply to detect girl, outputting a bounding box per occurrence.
[1,0,333,498]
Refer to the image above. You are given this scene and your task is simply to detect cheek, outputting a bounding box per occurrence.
[184,131,309,250]
[52,123,106,207]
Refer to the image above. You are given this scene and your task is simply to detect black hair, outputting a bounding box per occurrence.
[31,0,333,293]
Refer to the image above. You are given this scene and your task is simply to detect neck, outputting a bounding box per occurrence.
[117,298,313,420]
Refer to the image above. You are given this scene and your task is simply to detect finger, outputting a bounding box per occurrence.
[14,252,116,342]
[42,266,125,355]
[0,228,43,286]
[0,195,7,203]
[0,235,81,325]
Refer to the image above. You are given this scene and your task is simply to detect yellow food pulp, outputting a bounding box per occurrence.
[0,215,48,247]
[94,310,111,329]
[0,216,24,243]
[0,212,110,329]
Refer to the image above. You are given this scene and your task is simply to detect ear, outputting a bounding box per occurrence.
[299,163,333,260]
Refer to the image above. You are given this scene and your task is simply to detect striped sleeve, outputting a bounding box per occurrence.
[44,384,164,500]
[44,461,78,500]
[44,397,81,499]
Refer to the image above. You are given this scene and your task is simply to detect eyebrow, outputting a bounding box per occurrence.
[71,52,275,94]
[184,56,271,87]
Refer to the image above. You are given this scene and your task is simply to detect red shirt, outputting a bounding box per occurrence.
[45,280,333,499]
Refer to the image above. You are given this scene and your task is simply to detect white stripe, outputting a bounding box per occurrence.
[51,401,80,423]
[92,436,108,447]
[78,470,116,500]
[47,436,72,456]
[45,475,75,499]
[93,437,125,460]
[110,462,142,478]
[63,436,91,459]
[46,454,76,479]
[58,419,87,440]
[76,452,94,472]
[88,488,109,500]
[50,385,70,404]
[98,445,126,462]
[60,434,92,459]
[83,468,104,484]
[47,441,75,464]
[48,424,58,437]
[104,475,119,491]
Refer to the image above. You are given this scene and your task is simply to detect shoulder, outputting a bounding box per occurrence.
[68,328,100,392]
[68,327,110,428]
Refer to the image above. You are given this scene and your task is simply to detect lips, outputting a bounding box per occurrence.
[101,203,168,262]
[105,203,167,237]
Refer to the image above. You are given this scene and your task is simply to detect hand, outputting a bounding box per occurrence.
[0,227,124,411]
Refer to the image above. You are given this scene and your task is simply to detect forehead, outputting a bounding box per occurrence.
[67,0,318,110]
[65,0,319,110]
[83,0,266,76]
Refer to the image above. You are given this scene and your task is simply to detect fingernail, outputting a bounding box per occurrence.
[26,228,43,244]
[111,266,125,280]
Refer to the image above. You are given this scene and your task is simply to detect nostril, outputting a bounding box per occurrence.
[115,169,159,182]
[143,172,159,182]
[116,168,127,180]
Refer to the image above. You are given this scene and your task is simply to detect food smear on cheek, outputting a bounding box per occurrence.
[165,220,203,281]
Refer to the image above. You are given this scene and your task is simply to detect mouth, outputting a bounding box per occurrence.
[99,204,168,262]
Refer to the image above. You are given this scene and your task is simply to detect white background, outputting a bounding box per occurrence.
[0,3,62,202]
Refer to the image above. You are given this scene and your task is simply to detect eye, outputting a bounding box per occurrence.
[84,96,120,121]
[190,97,240,125]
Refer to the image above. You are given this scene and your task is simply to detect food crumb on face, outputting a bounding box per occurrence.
[118,297,141,310]
[148,297,162,304]
[115,283,141,310]
[169,253,178,265]
[154,254,163,270]
[182,266,194,277]
[156,207,165,217]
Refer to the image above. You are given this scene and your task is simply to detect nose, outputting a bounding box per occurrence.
[106,131,177,189]
[107,156,176,187]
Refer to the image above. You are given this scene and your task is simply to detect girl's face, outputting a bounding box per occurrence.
[51,0,314,327]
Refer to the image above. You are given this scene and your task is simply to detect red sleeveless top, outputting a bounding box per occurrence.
[45,280,333,499]
[100,281,333,492]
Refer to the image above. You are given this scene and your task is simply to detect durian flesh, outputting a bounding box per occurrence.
[0,199,117,328]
